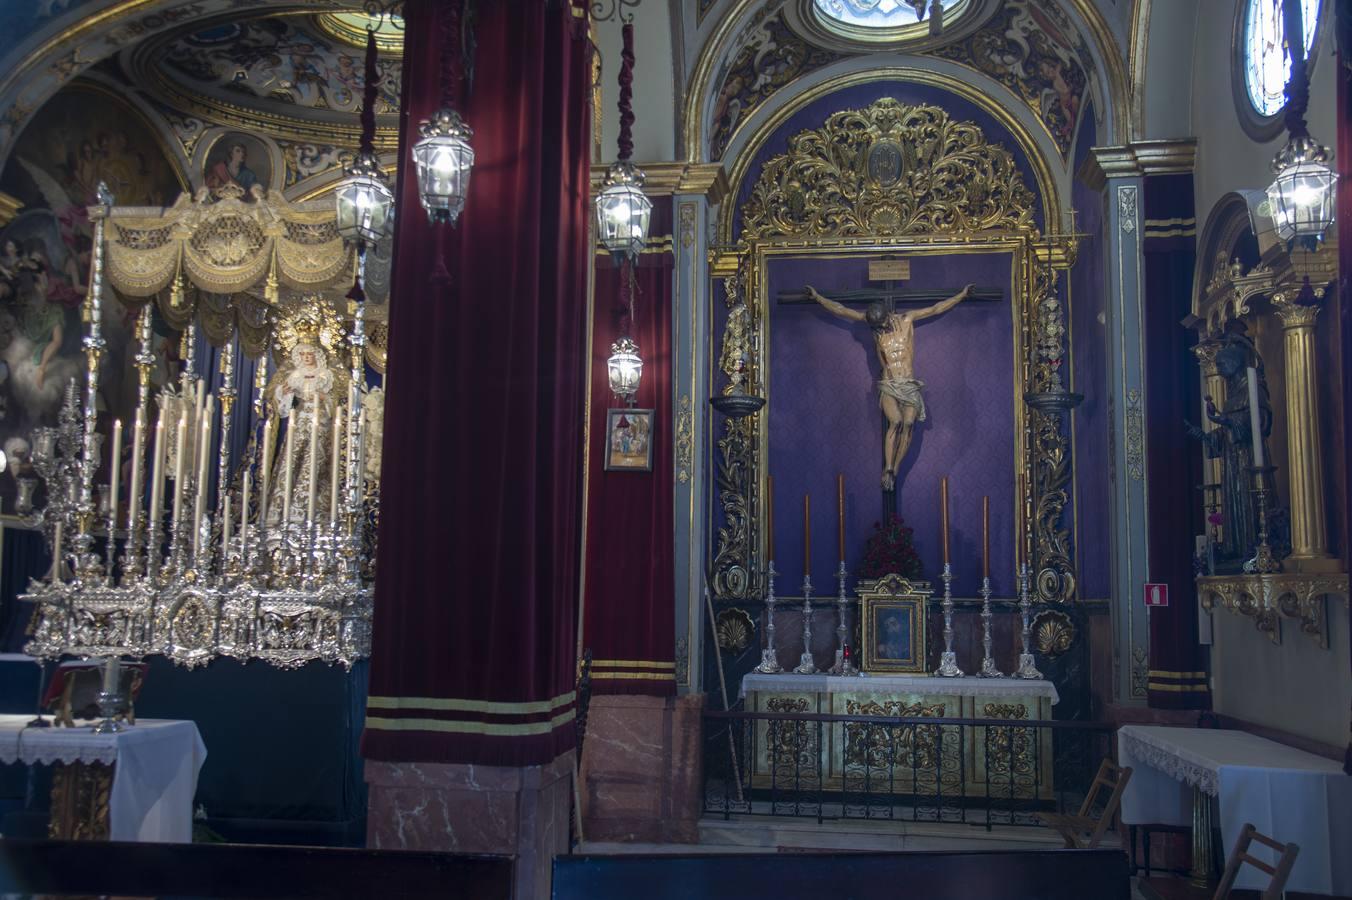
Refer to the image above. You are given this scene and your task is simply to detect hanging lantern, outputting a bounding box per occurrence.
[595,162,652,264]
[412,108,475,225]
[608,335,642,404]
[1266,135,1335,245]
[335,152,395,244]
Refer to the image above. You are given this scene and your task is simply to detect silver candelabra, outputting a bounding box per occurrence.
[793,573,818,674]
[754,560,782,673]
[829,561,857,676]
[977,575,1004,677]
[1014,561,1042,679]
[934,562,963,677]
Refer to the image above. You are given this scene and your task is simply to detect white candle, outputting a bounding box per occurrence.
[259,418,273,526]
[128,410,144,537]
[108,419,122,531]
[192,416,209,557]
[50,521,63,581]
[330,406,343,527]
[282,414,296,525]
[149,418,165,540]
[101,656,119,694]
[171,413,188,531]
[241,469,251,558]
[222,489,232,564]
[1246,367,1265,468]
[306,406,319,526]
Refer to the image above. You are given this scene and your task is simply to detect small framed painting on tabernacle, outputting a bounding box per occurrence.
[604,408,654,472]
[861,592,927,675]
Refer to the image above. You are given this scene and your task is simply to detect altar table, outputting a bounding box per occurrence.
[0,715,207,842]
[1118,724,1351,895]
[740,674,1059,799]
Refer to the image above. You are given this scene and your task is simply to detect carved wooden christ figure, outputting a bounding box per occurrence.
[806,283,973,491]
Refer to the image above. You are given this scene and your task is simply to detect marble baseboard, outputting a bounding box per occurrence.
[366,752,574,900]
[580,693,704,843]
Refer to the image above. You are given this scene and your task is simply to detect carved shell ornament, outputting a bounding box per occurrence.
[1032,609,1075,657]
[716,607,756,652]
[741,98,1037,240]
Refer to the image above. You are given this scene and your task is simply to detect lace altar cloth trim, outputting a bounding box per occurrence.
[1119,729,1218,795]
[0,715,199,767]
[740,673,1059,703]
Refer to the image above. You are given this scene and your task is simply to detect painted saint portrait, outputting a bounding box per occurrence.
[203,133,271,200]
[605,408,654,472]
[875,610,911,660]
[0,83,184,511]
[861,595,926,674]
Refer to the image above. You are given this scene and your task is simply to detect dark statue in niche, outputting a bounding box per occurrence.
[1186,338,1277,571]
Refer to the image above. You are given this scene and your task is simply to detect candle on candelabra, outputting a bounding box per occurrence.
[50,521,63,581]
[1246,367,1265,468]
[766,475,775,560]
[171,413,188,532]
[282,414,296,526]
[259,417,274,525]
[108,419,122,531]
[149,418,164,537]
[306,406,320,526]
[940,476,950,565]
[330,405,343,527]
[982,495,990,580]
[803,493,811,577]
[101,656,119,694]
[192,416,209,558]
[836,474,845,562]
[222,489,232,561]
[129,411,144,534]
[241,470,251,558]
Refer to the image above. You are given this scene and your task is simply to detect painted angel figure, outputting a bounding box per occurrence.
[265,341,347,529]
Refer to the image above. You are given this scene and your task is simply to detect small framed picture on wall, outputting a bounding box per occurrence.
[604,408,654,472]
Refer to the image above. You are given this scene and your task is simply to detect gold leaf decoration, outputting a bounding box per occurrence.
[741,98,1036,240]
[716,607,755,652]
[1032,609,1075,657]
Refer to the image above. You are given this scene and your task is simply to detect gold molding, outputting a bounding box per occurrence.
[590,161,728,204]
[718,67,1065,242]
[1128,0,1150,140]
[1198,572,1348,647]
[0,191,22,227]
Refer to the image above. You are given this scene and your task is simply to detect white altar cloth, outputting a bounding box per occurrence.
[740,673,1059,704]
[1118,724,1351,895]
[0,715,207,842]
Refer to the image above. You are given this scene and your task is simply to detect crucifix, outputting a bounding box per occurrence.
[788,259,990,515]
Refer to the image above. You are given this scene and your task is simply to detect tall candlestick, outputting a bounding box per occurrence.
[940,476,950,565]
[1246,367,1265,468]
[108,419,122,530]
[241,470,251,559]
[330,406,343,528]
[282,415,296,526]
[1015,473,1025,566]
[803,493,811,577]
[766,475,775,560]
[982,495,990,580]
[171,413,188,532]
[306,407,320,526]
[836,474,845,562]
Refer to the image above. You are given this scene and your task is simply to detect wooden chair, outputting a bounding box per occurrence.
[1212,823,1299,900]
[1040,758,1133,849]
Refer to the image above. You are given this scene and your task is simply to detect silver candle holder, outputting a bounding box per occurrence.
[793,573,818,674]
[829,560,857,676]
[754,560,782,673]
[977,575,1004,678]
[935,562,963,677]
[1014,561,1042,679]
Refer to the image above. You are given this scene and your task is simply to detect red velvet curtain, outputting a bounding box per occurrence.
[362,0,592,767]
[581,208,676,696]
[1143,174,1209,709]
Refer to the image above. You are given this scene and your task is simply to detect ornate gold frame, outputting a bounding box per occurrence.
[709,98,1078,607]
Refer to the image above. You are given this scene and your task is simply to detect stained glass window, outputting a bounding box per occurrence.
[1243,0,1320,118]
[813,0,962,28]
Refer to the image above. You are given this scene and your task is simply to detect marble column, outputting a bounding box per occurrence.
[1092,146,1151,704]
[1271,293,1338,572]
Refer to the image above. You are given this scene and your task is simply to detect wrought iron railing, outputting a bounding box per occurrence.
[703,709,1115,829]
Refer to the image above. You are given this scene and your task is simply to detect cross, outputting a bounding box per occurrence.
[776,287,1003,306]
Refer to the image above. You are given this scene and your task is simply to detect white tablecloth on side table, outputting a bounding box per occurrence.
[740,673,1060,704]
[1118,724,1351,895]
[0,715,207,842]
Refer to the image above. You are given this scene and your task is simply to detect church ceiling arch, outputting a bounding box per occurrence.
[719,68,1064,240]
[684,0,1128,167]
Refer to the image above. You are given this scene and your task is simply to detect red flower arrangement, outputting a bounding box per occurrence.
[858,514,923,579]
